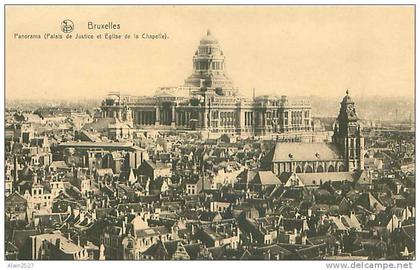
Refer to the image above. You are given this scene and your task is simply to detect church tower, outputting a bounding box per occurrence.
[332,90,365,171]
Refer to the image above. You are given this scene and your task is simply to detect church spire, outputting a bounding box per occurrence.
[333,90,364,171]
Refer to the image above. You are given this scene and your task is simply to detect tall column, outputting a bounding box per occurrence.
[208,108,212,129]
[238,109,244,131]
[171,105,176,126]
[149,111,152,125]
[155,107,160,125]
[359,137,365,170]
[204,110,208,129]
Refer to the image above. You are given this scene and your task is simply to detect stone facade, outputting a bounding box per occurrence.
[100,30,312,136]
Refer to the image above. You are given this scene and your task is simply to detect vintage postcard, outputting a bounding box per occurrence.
[3,4,415,266]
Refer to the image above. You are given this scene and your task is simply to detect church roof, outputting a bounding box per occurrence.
[266,142,342,162]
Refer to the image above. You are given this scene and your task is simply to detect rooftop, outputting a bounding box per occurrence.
[266,142,342,162]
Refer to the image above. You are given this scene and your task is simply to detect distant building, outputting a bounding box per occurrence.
[100,30,312,136]
[56,141,148,171]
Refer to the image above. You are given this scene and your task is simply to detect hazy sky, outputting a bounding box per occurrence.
[6,6,414,100]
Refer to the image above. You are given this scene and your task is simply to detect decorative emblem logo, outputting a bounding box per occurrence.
[61,19,74,33]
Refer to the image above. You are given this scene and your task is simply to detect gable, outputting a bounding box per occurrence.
[252,171,282,185]
[284,173,305,187]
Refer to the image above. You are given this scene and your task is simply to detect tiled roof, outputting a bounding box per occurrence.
[296,172,355,186]
[252,171,282,185]
[135,226,169,238]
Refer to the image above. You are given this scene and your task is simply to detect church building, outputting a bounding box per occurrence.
[262,90,365,175]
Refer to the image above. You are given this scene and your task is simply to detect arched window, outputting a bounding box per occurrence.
[328,165,335,172]
[295,165,302,173]
[305,165,313,173]
[317,165,324,173]
[338,164,346,172]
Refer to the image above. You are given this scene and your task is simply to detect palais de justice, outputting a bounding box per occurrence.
[100,30,312,135]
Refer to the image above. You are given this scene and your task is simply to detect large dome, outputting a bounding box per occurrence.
[184,29,235,93]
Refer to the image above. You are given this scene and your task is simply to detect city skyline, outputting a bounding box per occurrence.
[6,6,414,100]
[4,5,416,263]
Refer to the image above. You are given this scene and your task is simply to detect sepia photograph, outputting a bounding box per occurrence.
[3,3,416,266]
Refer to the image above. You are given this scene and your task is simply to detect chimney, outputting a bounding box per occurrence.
[79,212,85,222]
[55,238,61,249]
[122,219,126,235]
[301,234,307,245]
[73,207,80,218]
[307,209,312,217]
[13,155,18,190]
[73,167,78,179]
